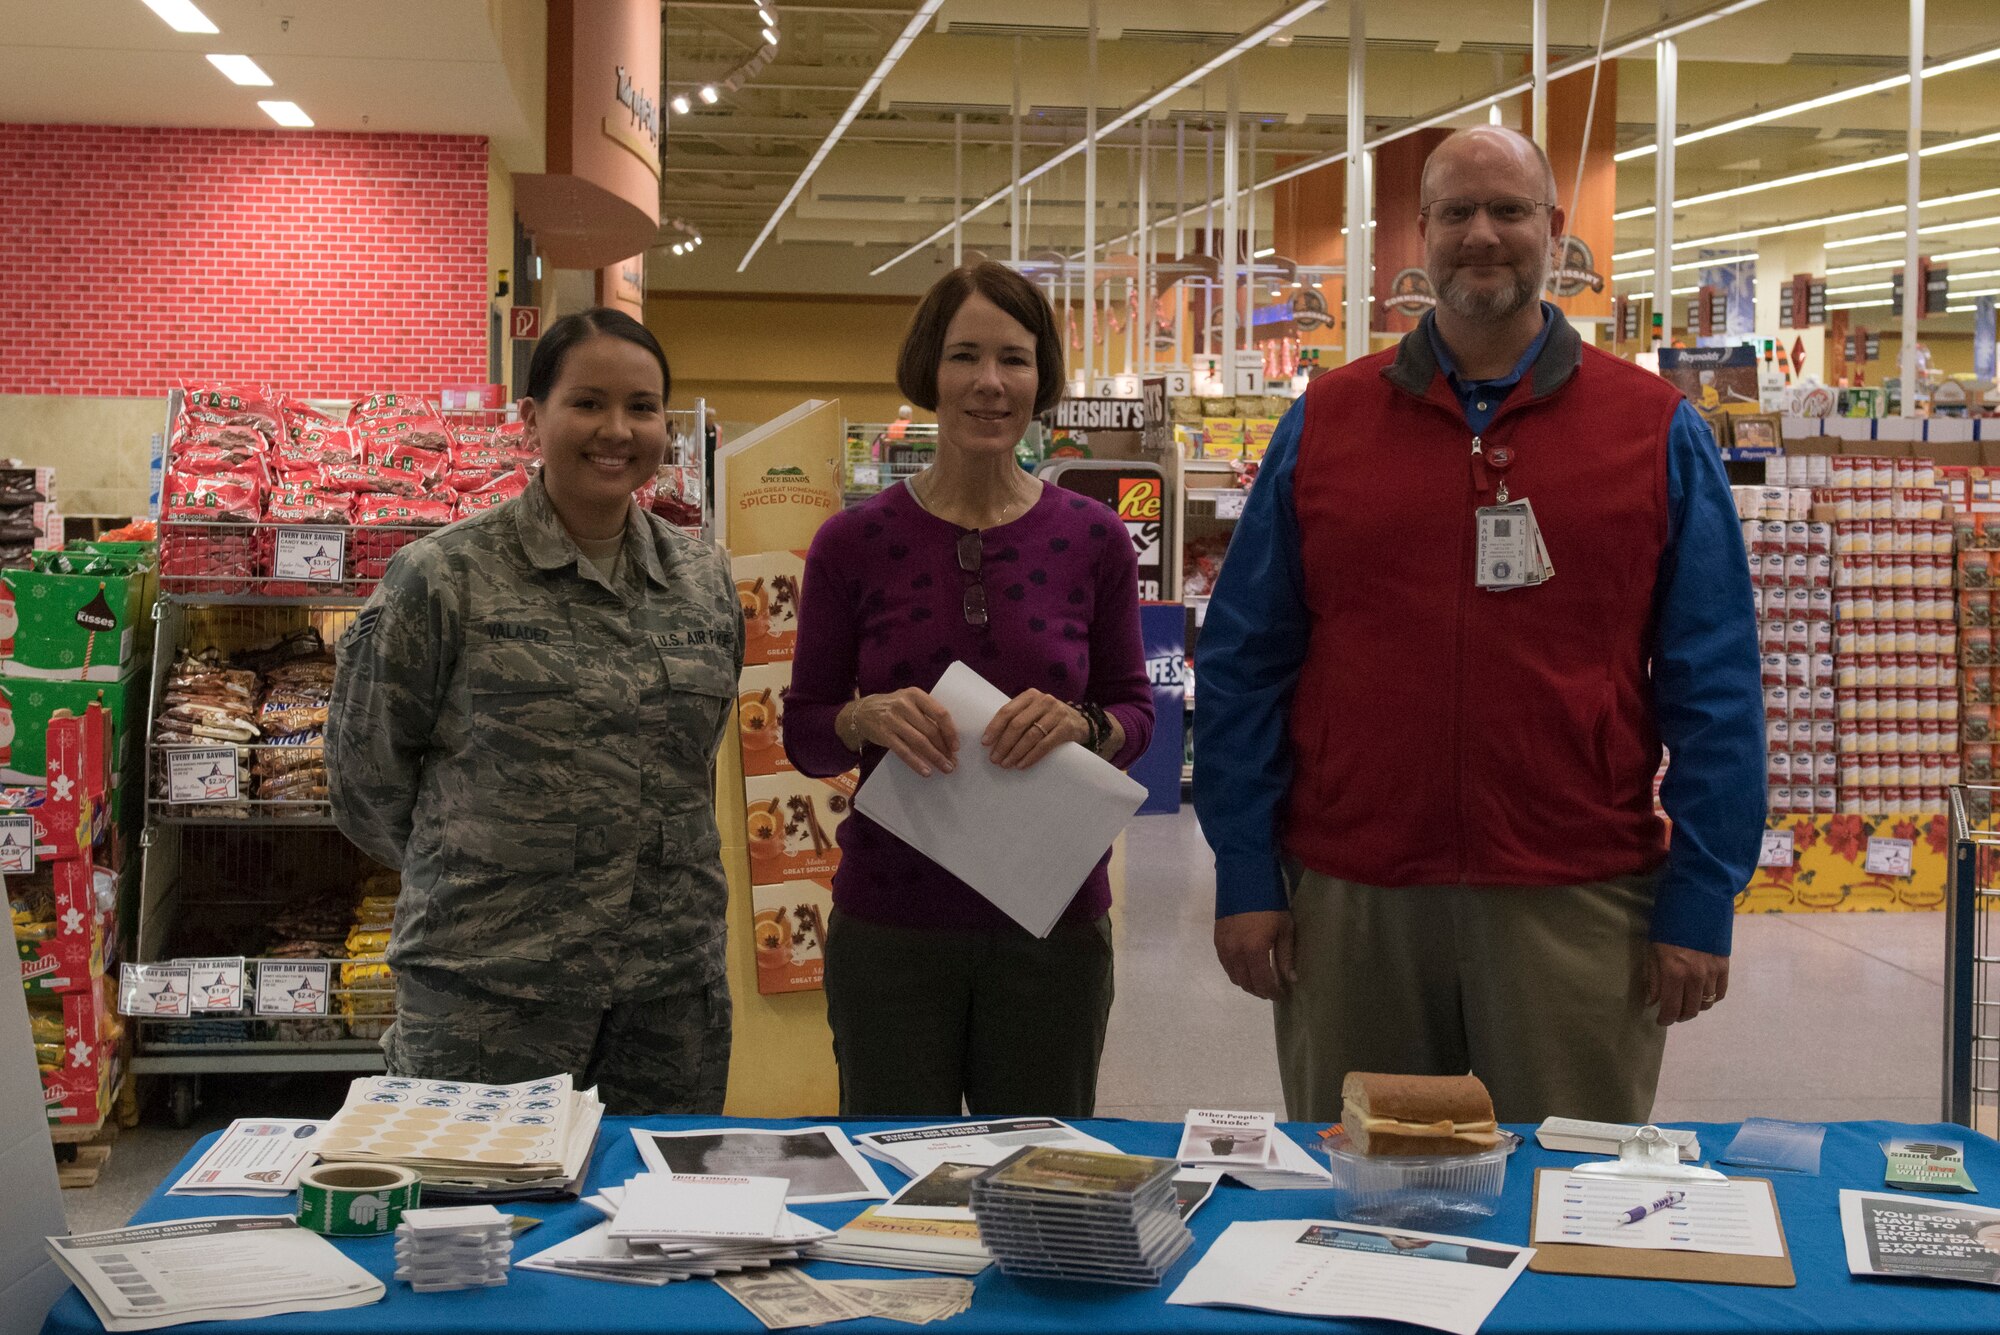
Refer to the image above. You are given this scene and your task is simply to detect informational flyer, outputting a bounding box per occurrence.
[45,1217,384,1331]
[1841,1189,2000,1285]
[1168,1219,1531,1335]
[169,1119,325,1195]
[632,1126,888,1204]
[1178,1110,1278,1167]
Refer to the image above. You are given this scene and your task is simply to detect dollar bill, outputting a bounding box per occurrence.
[716,1268,870,1328]
[821,1278,973,1324]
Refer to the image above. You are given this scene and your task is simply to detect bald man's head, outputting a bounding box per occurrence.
[1420,127,1559,208]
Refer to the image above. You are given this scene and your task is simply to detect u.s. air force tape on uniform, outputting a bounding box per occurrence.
[297,1163,422,1237]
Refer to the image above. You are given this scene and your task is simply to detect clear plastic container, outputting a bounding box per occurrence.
[1316,1129,1522,1227]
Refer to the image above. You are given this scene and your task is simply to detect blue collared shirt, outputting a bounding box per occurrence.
[1192,314,1764,956]
[1428,302,1557,433]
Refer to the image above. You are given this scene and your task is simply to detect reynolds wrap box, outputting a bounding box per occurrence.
[1,550,153,682]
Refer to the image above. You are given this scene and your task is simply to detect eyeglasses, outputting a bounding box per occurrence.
[1419,197,1554,228]
[956,531,988,628]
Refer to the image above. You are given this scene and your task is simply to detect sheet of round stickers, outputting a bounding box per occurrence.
[318,1074,573,1168]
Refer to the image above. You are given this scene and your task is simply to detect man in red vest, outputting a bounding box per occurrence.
[1193,126,1764,1122]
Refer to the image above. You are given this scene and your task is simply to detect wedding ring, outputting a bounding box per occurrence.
[1029,722,1049,735]
[1701,993,1718,1004]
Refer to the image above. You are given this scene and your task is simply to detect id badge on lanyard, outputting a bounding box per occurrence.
[1472,440,1554,591]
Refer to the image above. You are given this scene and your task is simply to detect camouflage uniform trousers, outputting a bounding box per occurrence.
[383,964,731,1116]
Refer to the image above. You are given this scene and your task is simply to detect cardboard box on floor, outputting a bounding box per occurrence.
[0,956,71,1328]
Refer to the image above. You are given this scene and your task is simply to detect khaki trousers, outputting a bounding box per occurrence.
[1274,868,1669,1124]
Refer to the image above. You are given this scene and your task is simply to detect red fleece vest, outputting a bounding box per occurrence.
[1280,320,1685,888]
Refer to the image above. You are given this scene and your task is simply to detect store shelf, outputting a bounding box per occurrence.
[1185,488,1248,518]
[158,591,371,609]
[131,1047,385,1074]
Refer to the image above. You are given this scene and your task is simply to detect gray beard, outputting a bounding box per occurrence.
[1432,259,1547,322]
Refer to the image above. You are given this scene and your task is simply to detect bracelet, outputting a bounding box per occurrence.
[837,703,863,752]
[1077,701,1110,755]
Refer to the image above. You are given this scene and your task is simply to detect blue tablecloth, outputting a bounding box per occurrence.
[41,1116,2000,1335]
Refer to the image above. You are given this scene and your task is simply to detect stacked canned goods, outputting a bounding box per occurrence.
[1737,478,1837,816]
[1823,455,1957,818]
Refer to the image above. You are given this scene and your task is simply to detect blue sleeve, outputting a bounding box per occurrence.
[1193,397,1312,918]
[1651,401,1767,955]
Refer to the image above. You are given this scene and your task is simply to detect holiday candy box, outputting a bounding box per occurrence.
[0,551,153,683]
[0,672,140,807]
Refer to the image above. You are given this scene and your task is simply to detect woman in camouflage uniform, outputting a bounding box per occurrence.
[328,309,742,1114]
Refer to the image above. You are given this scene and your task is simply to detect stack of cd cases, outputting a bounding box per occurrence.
[969,1147,1193,1286]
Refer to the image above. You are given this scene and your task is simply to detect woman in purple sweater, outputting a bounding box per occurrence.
[784,262,1153,1117]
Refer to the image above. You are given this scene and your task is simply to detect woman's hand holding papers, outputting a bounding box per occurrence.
[984,688,1090,770]
[844,688,960,777]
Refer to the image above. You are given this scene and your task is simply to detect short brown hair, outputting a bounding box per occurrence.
[897,262,1066,415]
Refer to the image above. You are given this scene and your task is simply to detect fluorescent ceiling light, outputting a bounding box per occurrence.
[758,7,776,25]
[1616,131,2000,222]
[205,54,272,86]
[698,85,719,104]
[869,0,1328,277]
[761,27,778,45]
[140,0,217,34]
[256,100,313,128]
[1615,44,2000,164]
[1253,247,1276,258]
[741,0,948,272]
[1826,213,2000,251]
[1609,253,1756,282]
[670,95,691,115]
[1613,187,2000,262]
[1092,0,1776,261]
[1827,299,1893,311]
[1952,285,2000,300]
[1826,281,1893,295]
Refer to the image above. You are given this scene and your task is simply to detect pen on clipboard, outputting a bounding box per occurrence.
[1616,1190,1686,1225]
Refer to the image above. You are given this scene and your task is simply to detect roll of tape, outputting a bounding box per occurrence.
[296,1163,421,1237]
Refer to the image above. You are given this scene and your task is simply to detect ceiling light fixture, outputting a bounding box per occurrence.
[1615,131,2000,222]
[739,0,946,271]
[205,54,271,86]
[670,0,780,118]
[758,6,776,24]
[698,85,719,104]
[1093,0,1777,259]
[256,100,314,128]
[1825,212,2000,251]
[139,0,218,34]
[1611,187,2000,263]
[869,0,1329,277]
[1615,43,2000,163]
[761,27,778,45]
[670,95,691,115]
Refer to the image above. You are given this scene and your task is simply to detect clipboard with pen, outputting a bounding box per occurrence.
[1527,1168,1796,1287]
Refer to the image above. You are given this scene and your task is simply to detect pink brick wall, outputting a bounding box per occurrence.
[0,126,489,399]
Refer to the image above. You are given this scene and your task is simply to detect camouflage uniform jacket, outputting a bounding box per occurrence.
[328,474,743,1006]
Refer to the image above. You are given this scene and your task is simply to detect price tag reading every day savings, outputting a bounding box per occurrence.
[166,747,240,803]
[1864,836,1914,879]
[272,527,346,582]
[1757,830,1796,869]
[0,813,35,873]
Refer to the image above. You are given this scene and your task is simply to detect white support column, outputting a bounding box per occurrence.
[1651,38,1677,347]
[1010,37,1023,264]
[1176,120,1187,363]
[1246,115,1260,295]
[1901,0,1925,415]
[1138,118,1151,374]
[1223,66,1241,386]
[953,112,964,268]
[1127,148,1139,377]
[1083,0,1099,387]
[1531,0,1548,150]
[1343,0,1368,363]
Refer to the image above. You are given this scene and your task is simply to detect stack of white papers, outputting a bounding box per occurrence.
[1176,1110,1330,1190]
[168,1118,324,1196]
[394,1205,512,1293]
[316,1074,602,1201]
[854,1117,1119,1179]
[46,1217,384,1332]
[518,1179,833,1286]
[1168,1219,1532,1335]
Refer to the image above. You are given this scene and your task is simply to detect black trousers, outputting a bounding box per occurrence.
[820,909,1115,1118]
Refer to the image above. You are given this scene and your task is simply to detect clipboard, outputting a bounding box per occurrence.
[1527,1168,1796,1287]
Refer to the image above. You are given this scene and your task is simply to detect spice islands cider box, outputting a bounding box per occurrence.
[744,771,854,886]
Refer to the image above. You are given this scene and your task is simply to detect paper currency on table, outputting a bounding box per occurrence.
[821,1277,975,1325]
[716,1267,871,1329]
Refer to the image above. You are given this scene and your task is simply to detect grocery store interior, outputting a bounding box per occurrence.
[3,0,1999,1241]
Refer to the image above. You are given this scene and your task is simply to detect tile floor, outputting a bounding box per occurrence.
[62,808,1953,1233]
